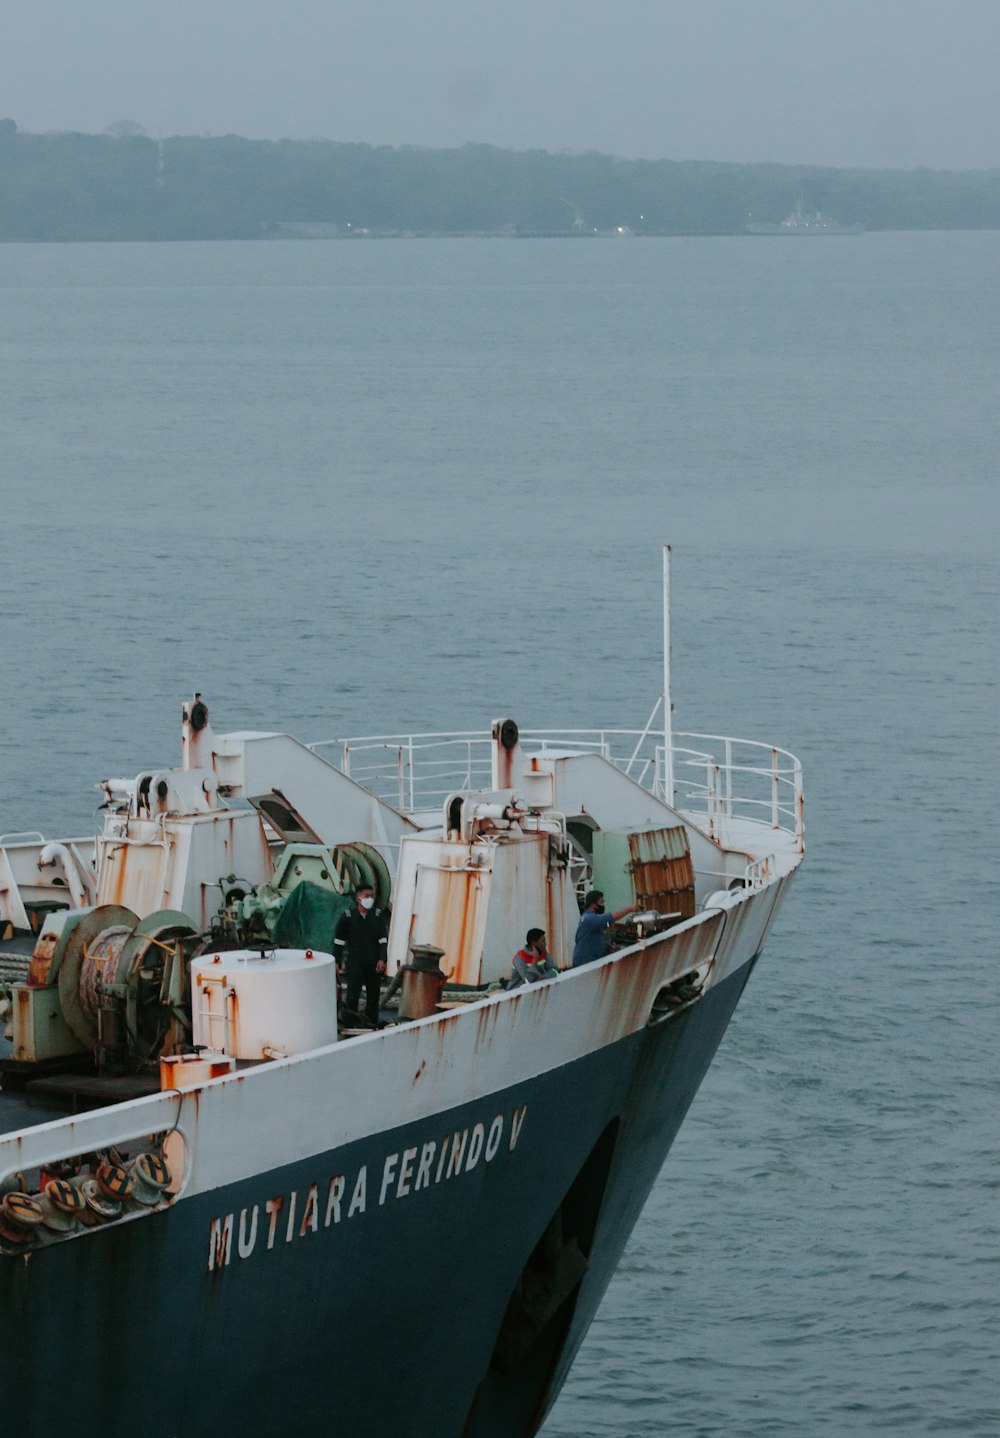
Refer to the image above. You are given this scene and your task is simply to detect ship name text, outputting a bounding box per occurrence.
[208,1104,528,1271]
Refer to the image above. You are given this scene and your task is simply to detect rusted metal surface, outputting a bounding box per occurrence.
[408,862,486,987]
[491,718,520,792]
[583,909,724,1050]
[626,826,696,920]
[27,925,60,987]
[160,1053,236,1089]
[95,806,274,928]
[54,905,139,1050]
[181,692,213,771]
[97,830,172,918]
[399,944,447,1021]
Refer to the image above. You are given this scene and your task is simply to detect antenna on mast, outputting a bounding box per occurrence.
[662,545,674,806]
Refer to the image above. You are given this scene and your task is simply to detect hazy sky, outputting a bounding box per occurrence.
[4,0,999,169]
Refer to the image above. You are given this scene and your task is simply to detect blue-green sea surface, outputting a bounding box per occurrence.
[0,233,996,1436]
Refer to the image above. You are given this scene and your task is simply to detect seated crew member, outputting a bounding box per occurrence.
[333,882,389,1026]
[571,890,640,968]
[506,928,559,990]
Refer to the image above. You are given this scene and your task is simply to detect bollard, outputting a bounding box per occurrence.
[398,944,447,1021]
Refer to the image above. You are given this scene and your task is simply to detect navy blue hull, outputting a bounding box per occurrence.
[2,958,757,1438]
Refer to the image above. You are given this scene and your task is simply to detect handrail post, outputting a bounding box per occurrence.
[771,748,780,829]
[725,737,733,816]
[408,737,415,812]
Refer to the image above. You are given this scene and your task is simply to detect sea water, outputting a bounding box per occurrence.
[0,233,996,1436]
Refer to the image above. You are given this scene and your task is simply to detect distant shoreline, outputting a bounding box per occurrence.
[1,129,997,242]
[7,228,1000,245]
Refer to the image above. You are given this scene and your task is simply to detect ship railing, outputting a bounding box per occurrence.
[310,732,494,813]
[311,730,644,813]
[665,735,803,851]
[309,725,803,849]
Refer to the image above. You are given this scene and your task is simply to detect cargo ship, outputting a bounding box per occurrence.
[746,197,864,234]
[0,555,803,1437]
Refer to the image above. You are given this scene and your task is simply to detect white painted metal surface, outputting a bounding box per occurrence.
[209,731,417,862]
[0,835,97,930]
[95,808,274,927]
[388,829,580,983]
[192,948,339,1060]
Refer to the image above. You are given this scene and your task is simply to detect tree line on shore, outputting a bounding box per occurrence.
[1,122,998,241]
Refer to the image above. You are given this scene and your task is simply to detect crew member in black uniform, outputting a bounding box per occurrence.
[333,882,389,1026]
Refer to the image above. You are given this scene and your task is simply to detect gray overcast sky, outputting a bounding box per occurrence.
[4,0,999,169]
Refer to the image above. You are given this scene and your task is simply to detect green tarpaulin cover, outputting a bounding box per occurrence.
[271,881,352,954]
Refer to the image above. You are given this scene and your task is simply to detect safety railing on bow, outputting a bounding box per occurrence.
[309,717,803,850]
[667,735,803,851]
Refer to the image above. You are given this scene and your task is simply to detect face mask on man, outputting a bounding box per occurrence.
[359,895,374,911]
[595,904,605,914]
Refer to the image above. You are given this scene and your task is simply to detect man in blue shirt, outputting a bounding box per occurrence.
[571,891,641,967]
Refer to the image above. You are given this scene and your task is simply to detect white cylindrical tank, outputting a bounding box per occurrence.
[191,948,338,1060]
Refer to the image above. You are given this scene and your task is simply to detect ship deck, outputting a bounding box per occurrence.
[0,1039,74,1134]
[1,923,158,1135]
[678,810,802,875]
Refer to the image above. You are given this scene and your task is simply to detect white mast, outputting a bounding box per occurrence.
[662,544,674,806]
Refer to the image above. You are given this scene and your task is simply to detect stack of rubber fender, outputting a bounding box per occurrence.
[0,1151,171,1254]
